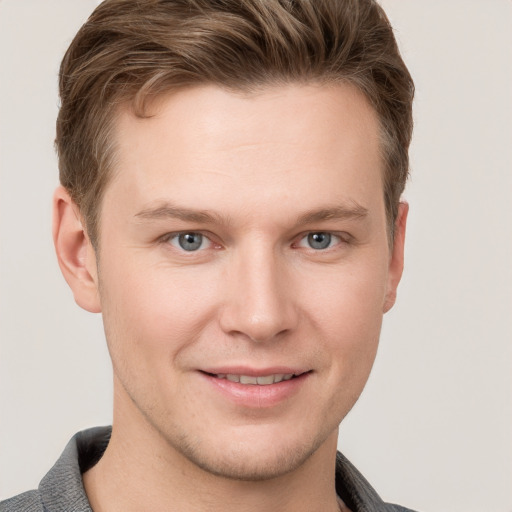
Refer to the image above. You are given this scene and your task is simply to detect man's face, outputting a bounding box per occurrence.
[89,84,405,479]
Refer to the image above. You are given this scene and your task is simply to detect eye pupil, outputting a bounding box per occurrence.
[308,232,331,250]
[178,233,203,251]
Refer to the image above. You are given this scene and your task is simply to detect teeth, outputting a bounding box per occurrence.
[217,373,298,385]
[256,375,275,385]
[239,375,258,384]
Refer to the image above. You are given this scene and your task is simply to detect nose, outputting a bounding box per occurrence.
[218,243,299,343]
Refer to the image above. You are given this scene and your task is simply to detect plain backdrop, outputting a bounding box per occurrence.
[1,1,511,511]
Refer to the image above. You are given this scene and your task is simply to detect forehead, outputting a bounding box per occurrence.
[106,83,383,224]
[118,83,380,156]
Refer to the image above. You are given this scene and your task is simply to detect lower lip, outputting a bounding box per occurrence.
[200,372,310,408]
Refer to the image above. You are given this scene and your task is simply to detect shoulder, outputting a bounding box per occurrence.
[0,490,44,512]
[335,451,420,512]
[0,427,110,512]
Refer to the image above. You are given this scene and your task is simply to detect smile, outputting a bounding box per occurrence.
[201,370,311,407]
[212,373,296,385]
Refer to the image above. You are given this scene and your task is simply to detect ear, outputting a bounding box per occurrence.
[383,201,408,313]
[52,186,101,313]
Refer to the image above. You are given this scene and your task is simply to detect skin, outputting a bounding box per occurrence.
[53,83,407,512]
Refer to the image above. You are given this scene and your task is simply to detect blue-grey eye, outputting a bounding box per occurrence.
[307,232,332,250]
[176,232,204,251]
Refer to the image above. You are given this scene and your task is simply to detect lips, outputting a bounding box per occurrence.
[209,373,297,385]
[200,368,311,408]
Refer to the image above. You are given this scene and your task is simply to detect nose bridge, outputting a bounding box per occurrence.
[220,239,297,342]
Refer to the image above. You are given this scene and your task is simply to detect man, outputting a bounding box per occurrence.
[1,0,415,511]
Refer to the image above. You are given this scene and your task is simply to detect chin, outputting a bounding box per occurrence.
[166,423,332,482]
[179,442,312,481]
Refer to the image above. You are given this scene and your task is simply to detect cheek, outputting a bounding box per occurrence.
[98,256,220,368]
[308,257,387,332]
[305,258,388,377]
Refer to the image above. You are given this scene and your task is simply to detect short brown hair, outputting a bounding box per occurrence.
[56,0,414,248]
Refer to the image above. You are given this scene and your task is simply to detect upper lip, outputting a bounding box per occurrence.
[200,366,310,377]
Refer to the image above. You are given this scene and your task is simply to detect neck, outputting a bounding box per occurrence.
[83,390,342,512]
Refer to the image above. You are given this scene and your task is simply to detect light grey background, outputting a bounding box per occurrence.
[1,1,511,511]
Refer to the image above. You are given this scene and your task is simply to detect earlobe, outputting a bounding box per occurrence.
[52,186,101,313]
[383,201,408,313]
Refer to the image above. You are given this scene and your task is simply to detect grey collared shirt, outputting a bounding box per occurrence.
[1,426,417,512]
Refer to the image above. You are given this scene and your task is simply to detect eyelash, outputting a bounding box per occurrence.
[161,232,217,252]
[294,232,347,251]
[160,231,351,253]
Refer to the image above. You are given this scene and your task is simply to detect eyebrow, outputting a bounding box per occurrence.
[134,201,368,226]
[295,203,369,225]
[134,203,229,224]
